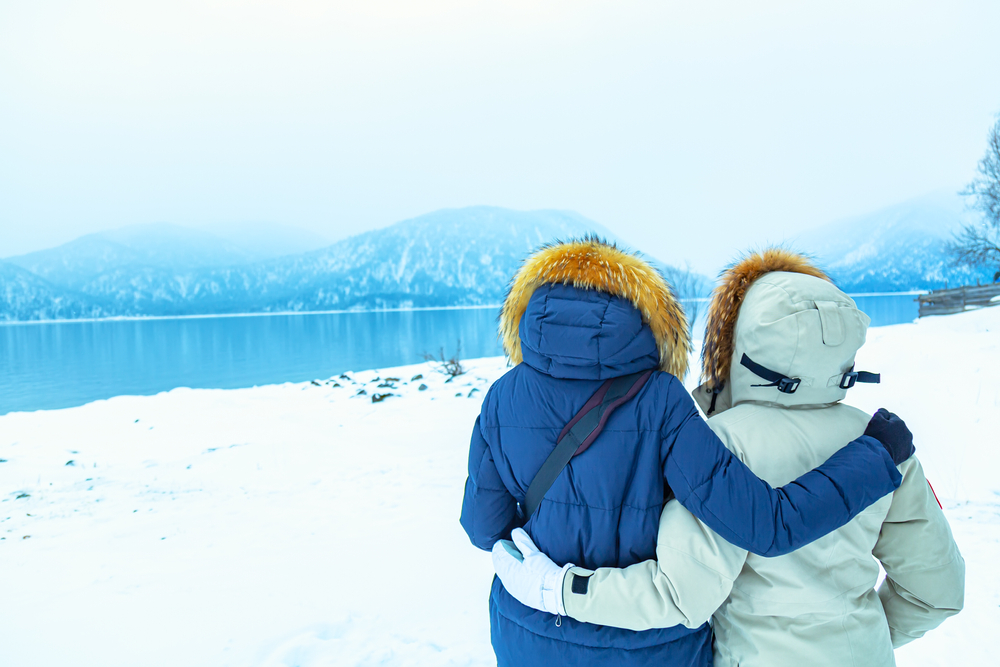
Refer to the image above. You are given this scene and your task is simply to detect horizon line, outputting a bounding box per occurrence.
[0,292,928,326]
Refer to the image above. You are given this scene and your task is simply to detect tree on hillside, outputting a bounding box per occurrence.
[952,116,1000,282]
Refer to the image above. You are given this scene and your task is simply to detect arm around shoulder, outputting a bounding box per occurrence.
[661,388,901,557]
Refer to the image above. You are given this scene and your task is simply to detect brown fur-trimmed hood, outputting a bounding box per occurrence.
[499,238,692,378]
[701,248,830,390]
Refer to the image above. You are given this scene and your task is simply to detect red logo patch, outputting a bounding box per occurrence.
[927,480,943,509]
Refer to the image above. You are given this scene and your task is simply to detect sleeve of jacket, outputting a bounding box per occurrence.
[459,415,518,550]
[661,382,902,557]
[874,456,965,648]
[562,499,747,631]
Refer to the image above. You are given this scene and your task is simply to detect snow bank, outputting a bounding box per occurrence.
[1,308,997,666]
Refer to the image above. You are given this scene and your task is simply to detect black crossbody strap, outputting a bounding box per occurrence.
[520,369,652,521]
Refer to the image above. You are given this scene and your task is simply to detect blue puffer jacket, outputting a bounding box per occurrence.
[460,244,901,667]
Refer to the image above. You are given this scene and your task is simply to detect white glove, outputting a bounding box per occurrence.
[492,528,574,616]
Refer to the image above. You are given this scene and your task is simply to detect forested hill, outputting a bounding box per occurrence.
[792,193,995,293]
[1,207,709,321]
[6,196,996,322]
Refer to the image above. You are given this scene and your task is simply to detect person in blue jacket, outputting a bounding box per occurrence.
[459,238,914,667]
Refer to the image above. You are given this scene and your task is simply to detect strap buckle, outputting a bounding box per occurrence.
[839,372,859,389]
[742,353,801,394]
[777,377,801,394]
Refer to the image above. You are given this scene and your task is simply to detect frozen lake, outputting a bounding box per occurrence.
[0,294,921,415]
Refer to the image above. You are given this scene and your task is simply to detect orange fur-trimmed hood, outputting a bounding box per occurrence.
[499,238,692,378]
[701,248,830,390]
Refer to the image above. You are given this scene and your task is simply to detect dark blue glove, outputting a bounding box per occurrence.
[864,408,914,465]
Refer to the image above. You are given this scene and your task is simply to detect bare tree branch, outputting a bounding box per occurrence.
[953,115,1000,281]
[423,341,465,378]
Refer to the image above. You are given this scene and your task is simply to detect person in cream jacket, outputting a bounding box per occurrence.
[494,249,965,666]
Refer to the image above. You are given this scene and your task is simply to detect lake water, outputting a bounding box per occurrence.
[0,294,921,415]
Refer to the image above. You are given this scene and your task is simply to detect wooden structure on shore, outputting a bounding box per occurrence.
[917,283,1000,317]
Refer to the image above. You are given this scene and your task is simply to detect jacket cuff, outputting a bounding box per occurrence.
[561,566,595,618]
[857,434,903,490]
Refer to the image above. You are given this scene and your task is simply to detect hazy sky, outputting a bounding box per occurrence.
[2,0,998,272]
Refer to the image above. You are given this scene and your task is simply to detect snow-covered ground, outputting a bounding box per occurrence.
[1,307,997,667]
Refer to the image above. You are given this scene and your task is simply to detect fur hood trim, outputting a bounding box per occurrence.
[500,238,691,378]
[701,248,830,390]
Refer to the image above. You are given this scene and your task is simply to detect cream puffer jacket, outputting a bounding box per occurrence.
[560,261,965,667]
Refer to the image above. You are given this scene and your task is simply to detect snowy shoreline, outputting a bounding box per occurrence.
[1,309,997,666]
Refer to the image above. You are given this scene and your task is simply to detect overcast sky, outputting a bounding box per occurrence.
[1,0,998,273]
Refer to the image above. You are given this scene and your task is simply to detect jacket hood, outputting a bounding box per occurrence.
[499,238,691,379]
[697,249,871,411]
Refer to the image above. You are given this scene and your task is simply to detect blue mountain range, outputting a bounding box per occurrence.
[2,196,993,322]
[790,192,995,293]
[0,207,707,321]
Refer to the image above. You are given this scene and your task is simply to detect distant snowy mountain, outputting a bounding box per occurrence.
[10,195,989,322]
[7,222,257,288]
[0,207,707,320]
[4,223,266,317]
[791,193,995,293]
[230,206,637,311]
[0,262,107,321]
